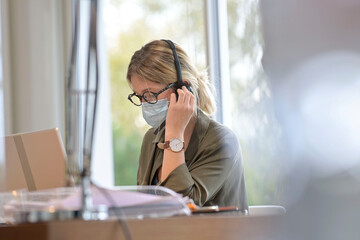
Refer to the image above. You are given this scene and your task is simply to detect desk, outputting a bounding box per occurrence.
[0,213,283,240]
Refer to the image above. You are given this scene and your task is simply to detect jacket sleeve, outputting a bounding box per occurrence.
[159,124,242,206]
[137,128,156,186]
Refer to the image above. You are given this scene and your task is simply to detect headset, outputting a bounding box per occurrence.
[161,39,193,94]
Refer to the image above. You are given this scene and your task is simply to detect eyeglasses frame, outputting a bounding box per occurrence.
[128,82,176,106]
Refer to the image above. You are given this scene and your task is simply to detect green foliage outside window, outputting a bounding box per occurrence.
[106,0,282,205]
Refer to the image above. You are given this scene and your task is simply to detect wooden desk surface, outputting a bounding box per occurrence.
[0,213,284,240]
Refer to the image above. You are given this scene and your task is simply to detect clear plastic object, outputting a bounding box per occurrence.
[0,185,191,224]
[0,187,77,224]
[69,185,192,220]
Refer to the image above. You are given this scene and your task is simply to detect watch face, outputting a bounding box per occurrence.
[169,138,183,152]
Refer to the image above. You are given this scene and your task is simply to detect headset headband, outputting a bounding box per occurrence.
[161,39,184,86]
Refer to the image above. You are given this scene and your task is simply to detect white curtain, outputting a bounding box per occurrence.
[1,0,114,187]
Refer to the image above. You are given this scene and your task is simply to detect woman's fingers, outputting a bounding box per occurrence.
[176,87,185,104]
[169,92,177,105]
[189,89,195,109]
[177,86,193,105]
[183,86,195,113]
[169,86,194,115]
[166,86,196,135]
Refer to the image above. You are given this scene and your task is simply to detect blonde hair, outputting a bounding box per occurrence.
[126,40,216,115]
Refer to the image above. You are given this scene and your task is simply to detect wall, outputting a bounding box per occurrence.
[4,0,68,138]
[2,0,114,187]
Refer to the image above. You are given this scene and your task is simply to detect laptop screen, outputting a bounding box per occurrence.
[1,128,66,191]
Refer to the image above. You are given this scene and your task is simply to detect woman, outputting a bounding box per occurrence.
[126,39,248,211]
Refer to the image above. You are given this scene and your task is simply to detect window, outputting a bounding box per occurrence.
[104,0,281,205]
[104,0,207,185]
[227,0,282,204]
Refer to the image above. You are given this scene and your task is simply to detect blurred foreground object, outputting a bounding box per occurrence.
[260,0,360,239]
[0,186,190,224]
[66,0,103,220]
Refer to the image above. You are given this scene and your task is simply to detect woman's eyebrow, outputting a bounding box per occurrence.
[132,88,150,96]
[140,87,160,94]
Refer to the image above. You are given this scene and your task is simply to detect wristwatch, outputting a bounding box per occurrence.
[164,138,184,152]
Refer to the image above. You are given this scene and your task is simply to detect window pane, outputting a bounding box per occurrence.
[104,0,206,185]
[227,0,282,204]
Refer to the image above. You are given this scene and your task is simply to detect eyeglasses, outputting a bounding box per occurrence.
[128,83,176,106]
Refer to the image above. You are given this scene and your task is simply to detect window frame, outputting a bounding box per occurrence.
[205,0,231,127]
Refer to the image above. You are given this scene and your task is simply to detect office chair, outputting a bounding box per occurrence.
[248,205,286,216]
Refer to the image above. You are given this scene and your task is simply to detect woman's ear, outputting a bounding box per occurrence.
[183,79,189,84]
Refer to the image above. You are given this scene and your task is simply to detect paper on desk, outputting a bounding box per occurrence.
[59,186,182,210]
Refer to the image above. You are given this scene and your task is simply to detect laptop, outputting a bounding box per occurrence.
[1,128,67,191]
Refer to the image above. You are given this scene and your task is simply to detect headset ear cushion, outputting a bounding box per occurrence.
[176,82,193,93]
[186,84,193,93]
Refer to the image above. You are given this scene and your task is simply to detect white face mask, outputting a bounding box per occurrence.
[141,99,169,128]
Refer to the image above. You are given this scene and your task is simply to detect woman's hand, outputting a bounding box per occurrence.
[165,86,195,140]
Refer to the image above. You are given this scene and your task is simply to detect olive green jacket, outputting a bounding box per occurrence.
[137,110,248,211]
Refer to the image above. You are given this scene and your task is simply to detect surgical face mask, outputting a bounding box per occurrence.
[141,99,169,128]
